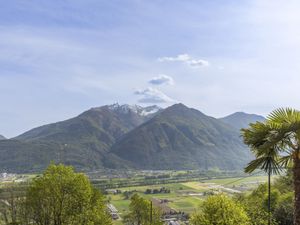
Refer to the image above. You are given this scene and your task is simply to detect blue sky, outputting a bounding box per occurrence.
[1,0,300,137]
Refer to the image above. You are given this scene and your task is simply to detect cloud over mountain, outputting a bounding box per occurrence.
[149,74,174,85]
[158,54,209,68]
[134,87,175,103]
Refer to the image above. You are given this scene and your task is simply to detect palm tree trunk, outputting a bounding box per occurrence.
[268,167,271,225]
[294,154,300,225]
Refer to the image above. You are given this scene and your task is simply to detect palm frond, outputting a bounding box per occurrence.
[241,122,272,149]
[267,108,300,124]
[278,155,293,168]
[242,107,300,174]
[244,157,267,173]
[244,155,282,175]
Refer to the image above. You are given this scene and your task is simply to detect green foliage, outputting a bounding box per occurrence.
[273,168,293,194]
[242,108,300,169]
[0,183,26,225]
[236,184,278,225]
[190,194,250,225]
[124,194,163,225]
[272,170,294,225]
[241,108,300,224]
[23,164,112,225]
[241,122,282,175]
[235,170,294,225]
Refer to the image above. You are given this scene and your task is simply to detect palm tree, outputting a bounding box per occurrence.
[242,122,282,225]
[242,108,300,225]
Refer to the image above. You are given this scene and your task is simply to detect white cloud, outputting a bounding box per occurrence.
[159,54,190,62]
[158,54,209,68]
[149,74,174,85]
[188,59,209,67]
[134,87,175,103]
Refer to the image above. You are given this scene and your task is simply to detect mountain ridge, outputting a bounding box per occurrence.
[110,103,250,170]
[16,104,161,142]
[2,104,161,172]
[0,103,262,173]
[219,112,265,130]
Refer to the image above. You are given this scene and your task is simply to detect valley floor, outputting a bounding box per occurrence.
[0,170,270,225]
[106,175,268,224]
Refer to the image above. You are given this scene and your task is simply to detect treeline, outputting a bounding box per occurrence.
[145,187,171,194]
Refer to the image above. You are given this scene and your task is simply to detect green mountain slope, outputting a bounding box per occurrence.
[0,139,131,173]
[16,104,160,145]
[110,104,251,170]
[0,103,257,172]
[0,104,159,172]
[0,140,60,172]
[219,112,265,130]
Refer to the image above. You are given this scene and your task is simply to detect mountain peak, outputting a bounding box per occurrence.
[162,103,206,118]
[228,111,261,117]
[107,103,142,113]
[169,103,187,108]
[221,111,265,120]
[106,103,162,117]
[111,102,250,170]
[164,103,191,112]
[220,112,265,130]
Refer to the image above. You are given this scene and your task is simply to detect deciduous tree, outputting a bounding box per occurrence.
[124,194,162,225]
[190,194,249,225]
[23,164,112,225]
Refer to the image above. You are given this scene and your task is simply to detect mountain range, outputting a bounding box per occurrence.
[0,103,264,173]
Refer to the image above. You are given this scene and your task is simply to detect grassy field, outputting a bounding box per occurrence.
[109,175,268,224]
[202,175,269,185]
[168,196,203,213]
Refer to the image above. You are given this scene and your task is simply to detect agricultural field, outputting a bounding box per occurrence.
[0,170,270,225]
[107,175,268,224]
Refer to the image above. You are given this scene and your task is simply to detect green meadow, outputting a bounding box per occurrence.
[109,175,268,224]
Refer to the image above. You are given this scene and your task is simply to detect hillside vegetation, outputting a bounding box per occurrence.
[0,103,263,173]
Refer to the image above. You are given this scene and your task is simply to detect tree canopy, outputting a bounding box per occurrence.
[124,193,163,225]
[23,164,112,225]
[190,194,250,225]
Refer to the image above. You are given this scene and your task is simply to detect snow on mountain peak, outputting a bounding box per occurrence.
[107,103,161,116]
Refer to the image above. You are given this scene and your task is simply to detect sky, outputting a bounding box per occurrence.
[1,0,300,137]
